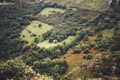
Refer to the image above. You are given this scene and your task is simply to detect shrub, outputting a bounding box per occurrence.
[83,49,89,54]
[86,55,93,59]
[38,24,42,27]
[73,49,81,54]
[34,38,39,43]
[83,55,93,59]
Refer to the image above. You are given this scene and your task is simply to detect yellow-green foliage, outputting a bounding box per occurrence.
[37,36,76,48]
[44,0,108,11]
[103,28,115,38]
[79,0,103,10]
[0,2,13,6]
[40,8,65,17]
[20,21,53,45]
[21,20,76,48]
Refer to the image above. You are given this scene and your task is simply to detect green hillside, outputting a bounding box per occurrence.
[44,0,109,11]
[0,0,120,80]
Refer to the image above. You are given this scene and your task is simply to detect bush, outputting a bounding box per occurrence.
[86,55,93,59]
[73,49,81,54]
[34,38,39,43]
[38,24,42,27]
[83,55,93,59]
[111,43,120,51]
[83,49,89,54]
[33,60,68,79]
[83,35,89,41]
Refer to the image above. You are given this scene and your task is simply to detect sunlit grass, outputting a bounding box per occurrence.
[103,28,115,38]
[0,2,13,6]
[40,7,65,17]
[21,20,76,48]
[37,36,76,48]
[20,21,53,45]
[79,0,103,10]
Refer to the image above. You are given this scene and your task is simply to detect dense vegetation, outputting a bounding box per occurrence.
[0,3,36,60]
[0,2,68,80]
[0,0,120,80]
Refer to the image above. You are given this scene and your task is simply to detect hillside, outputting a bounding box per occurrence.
[0,0,120,80]
[43,0,110,11]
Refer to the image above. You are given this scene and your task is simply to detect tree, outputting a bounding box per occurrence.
[0,58,35,80]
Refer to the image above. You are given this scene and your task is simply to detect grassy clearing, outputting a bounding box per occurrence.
[40,8,65,17]
[0,2,13,6]
[37,36,76,48]
[20,21,53,45]
[21,20,76,48]
[66,0,84,4]
[79,0,103,10]
[102,28,115,38]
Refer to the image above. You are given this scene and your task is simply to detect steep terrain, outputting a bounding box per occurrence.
[43,0,110,11]
[0,0,120,80]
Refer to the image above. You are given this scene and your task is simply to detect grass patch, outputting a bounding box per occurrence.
[79,0,103,10]
[0,2,13,6]
[102,28,115,38]
[20,21,53,45]
[37,36,76,48]
[40,7,65,17]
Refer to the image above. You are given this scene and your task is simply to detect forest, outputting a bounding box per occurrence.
[0,0,120,80]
